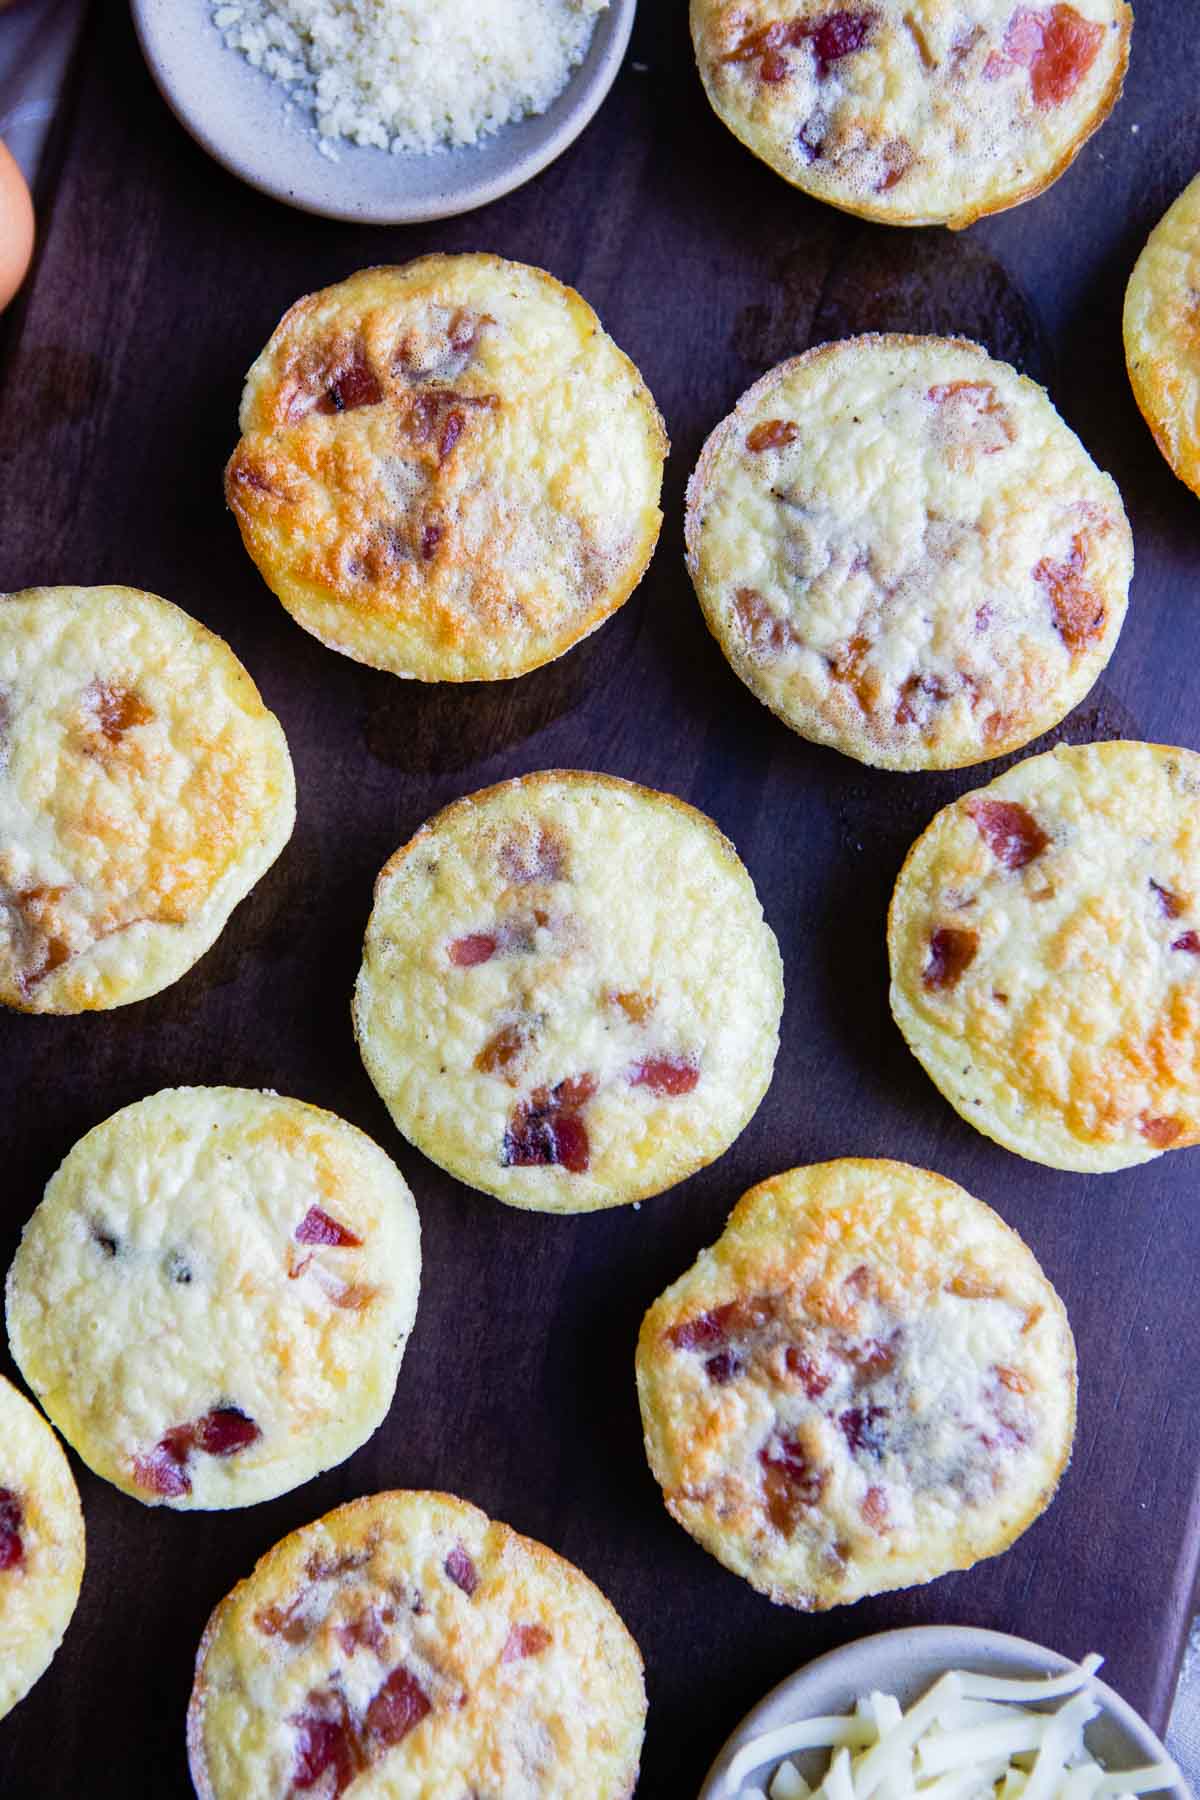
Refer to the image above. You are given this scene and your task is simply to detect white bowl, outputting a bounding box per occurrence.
[130,0,637,223]
[699,1626,1188,1800]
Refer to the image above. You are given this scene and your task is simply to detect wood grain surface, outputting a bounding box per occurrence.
[2,1,1199,1793]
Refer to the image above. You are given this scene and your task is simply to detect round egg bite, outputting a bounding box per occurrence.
[225,255,667,682]
[890,741,1200,1172]
[685,335,1132,772]
[187,1488,646,1800]
[5,1088,421,1510]
[690,0,1130,229]
[636,1158,1075,1611]
[1124,172,1200,500]
[353,770,784,1214]
[0,585,295,1012]
[0,1374,85,1721]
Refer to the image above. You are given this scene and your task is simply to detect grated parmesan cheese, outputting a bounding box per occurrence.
[211,0,610,157]
[726,1657,1181,1800]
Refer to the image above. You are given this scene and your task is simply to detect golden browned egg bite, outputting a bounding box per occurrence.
[890,742,1200,1171]
[187,1490,646,1798]
[637,1159,1075,1609]
[690,0,1131,228]
[226,255,667,682]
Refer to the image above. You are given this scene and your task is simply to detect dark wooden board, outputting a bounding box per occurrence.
[2,0,1199,1791]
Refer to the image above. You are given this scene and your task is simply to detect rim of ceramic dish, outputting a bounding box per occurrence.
[698,1625,1188,1800]
[130,0,637,223]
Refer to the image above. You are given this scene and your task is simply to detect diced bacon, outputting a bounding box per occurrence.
[449,932,497,967]
[894,672,950,729]
[1141,1113,1183,1149]
[1151,879,1185,919]
[475,1021,531,1079]
[295,1206,362,1248]
[499,827,566,886]
[827,632,879,714]
[290,1695,363,1795]
[723,17,790,68]
[503,1074,596,1174]
[315,350,383,416]
[847,1332,900,1383]
[876,137,914,191]
[395,309,491,380]
[805,8,878,73]
[550,1073,598,1111]
[727,10,879,80]
[134,1407,259,1495]
[502,1623,552,1663]
[735,586,795,658]
[927,380,1016,462]
[544,1112,589,1174]
[0,1490,24,1570]
[629,1055,700,1096]
[861,1484,889,1531]
[445,1545,479,1595]
[365,1666,431,1746]
[839,1404,889,1455]
[449,308,486,354]
[923,925,978,991]
[133,1432,193,1499]
[305,1546,376,1583]
[668,1294,775,1351]
[760,1436,828,1534]
[1034,533,1106,652]
[1173,932,1200,954]
[336,1608,390,1657]
[197,1408,261,1456]
[968,798,1050,870]
[408,389,498,462]
[256,1596,311,1644]
[987,5,1104,107]
[785,1347,833,1398]
[747,418,799,453]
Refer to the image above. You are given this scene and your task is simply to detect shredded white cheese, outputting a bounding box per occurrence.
[211,0,610,157]
[727,1657,1181,1800]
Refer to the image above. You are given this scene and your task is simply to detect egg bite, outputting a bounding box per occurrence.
[6,1088,421,1509]
[1124,171,1200,499]
[353,770,784,1213]
[690,0,1131,228]
[0,1374,85,1721]
[685,335,1131,771]
[637,1158,1075,1609]
[225,255,667,682]
[0,584,295,1012]
[889,740,1200,1171]
[186,1489,646,1799]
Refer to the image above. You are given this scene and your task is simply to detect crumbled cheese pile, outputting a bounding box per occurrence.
[727,1656,1181,1800]
[212,0,610,157]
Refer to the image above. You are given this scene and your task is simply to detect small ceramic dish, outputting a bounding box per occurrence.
[699,1626,1188,1800]
[130,0,636,223]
